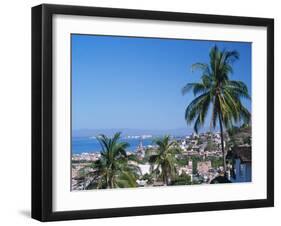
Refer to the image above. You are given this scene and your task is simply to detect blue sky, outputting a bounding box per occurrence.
[72,34,251,131]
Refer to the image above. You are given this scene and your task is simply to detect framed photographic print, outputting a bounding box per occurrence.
[31,4,274,221]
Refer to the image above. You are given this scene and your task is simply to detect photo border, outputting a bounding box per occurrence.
[32,4,274,221]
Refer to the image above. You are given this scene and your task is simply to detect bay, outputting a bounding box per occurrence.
[72,136,155,154]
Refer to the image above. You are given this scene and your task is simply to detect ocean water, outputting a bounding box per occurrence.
[72,137,154,154]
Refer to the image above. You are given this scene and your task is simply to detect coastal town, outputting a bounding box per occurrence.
[72,126,252,190]
[71,45,252,191]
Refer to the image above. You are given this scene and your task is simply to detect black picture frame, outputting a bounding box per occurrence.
[32,4,274,222]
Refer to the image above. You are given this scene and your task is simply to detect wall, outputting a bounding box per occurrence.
[0,0,279,225]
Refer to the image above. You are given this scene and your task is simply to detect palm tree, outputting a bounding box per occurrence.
[85,132,140,189]
[149,135,181,185]
[182,45,251,172]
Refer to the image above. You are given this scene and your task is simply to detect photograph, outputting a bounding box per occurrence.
[71,34,252,190]
[31,3,274,221]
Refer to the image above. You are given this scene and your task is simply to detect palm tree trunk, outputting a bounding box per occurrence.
[163,170,168,186]
[106,174,111,189]
[218,113,226,173]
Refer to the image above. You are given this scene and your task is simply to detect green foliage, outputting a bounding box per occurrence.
[197,138,201,145]
[227,125,252,147]
[72,160,89,164]
[243,136,251,145]
[182,45,251,133]
[227,126,240,136]
[149,135,182,185]
[206,156,223,169]
[171,172,192,185]
[84,132,140,189]
[204,140,217,151]
[176,155,189,166]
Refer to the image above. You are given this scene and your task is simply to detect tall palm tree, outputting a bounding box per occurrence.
[85,132,140,189]
[182,45,251,172]
[149,135,181,185]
